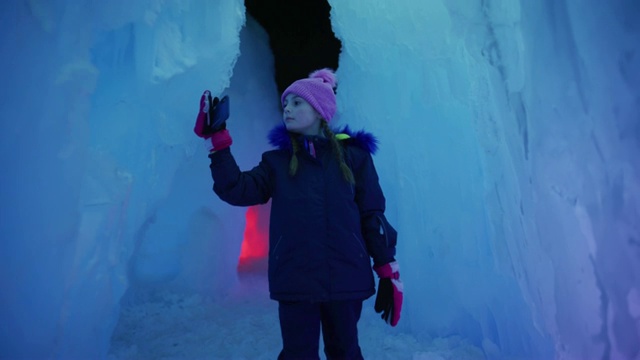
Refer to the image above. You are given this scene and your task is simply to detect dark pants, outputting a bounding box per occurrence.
[277,300,364,360]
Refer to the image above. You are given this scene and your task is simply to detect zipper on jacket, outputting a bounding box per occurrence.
[272,235,283,258]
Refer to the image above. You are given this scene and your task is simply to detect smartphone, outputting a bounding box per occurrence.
[207,95,229,133]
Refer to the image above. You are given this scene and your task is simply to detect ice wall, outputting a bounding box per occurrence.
[330,0,639,358]
[1,0,247,358]
[1,0,638,359]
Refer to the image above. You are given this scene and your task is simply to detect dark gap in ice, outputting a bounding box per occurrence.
[245,0,342,93]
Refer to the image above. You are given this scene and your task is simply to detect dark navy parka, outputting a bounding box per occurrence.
[208,124,397,302]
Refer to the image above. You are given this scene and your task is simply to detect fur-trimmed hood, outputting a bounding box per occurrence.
[267,124,378,154]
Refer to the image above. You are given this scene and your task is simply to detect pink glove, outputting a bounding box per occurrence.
[373,261,403,326]
[208,129,232,151]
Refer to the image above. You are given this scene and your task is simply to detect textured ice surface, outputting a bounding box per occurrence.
[331,0,639,358]
[1,0,638,359]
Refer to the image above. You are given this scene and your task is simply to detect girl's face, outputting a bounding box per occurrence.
[282,94,322,136]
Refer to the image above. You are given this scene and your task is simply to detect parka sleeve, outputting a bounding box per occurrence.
[352,149,397,266]
[208,148,272,206]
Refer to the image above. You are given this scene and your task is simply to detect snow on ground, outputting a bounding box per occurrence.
[109,276,484,360]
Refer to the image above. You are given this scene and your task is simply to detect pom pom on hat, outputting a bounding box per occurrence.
[281,68,337,122]
[309,68,337,89]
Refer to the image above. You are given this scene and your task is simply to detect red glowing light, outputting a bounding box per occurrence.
[237,202,271,274]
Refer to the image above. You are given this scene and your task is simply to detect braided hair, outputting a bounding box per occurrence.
[287,120,355,184]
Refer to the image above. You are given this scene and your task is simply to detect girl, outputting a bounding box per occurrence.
[194,69,403,359]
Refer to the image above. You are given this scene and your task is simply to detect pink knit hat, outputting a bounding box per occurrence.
[281,68,337,122]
